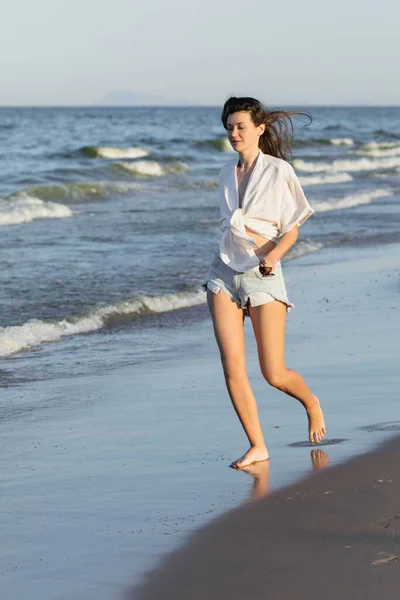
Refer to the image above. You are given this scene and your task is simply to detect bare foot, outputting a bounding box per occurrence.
[306,395,326,444]
[241,460,270,500]
[230,445,269,470]
[311,449,330,471]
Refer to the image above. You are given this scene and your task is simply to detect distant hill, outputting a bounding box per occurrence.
[96,90,191,106]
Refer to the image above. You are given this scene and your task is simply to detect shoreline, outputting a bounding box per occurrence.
[1,240,399,599]
[2,238,399,386]
[132,434,400,600]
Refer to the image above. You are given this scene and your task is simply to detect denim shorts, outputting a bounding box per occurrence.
[202,251,294,317]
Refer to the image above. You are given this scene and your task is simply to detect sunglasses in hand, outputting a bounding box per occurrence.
[259,264,276,277]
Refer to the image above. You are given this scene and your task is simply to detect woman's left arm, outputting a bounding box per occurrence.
[259,226,298,271]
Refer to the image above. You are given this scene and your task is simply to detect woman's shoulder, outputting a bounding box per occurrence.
[260,153,293,177]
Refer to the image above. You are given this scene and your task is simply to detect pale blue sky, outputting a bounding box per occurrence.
[1,0,398,105]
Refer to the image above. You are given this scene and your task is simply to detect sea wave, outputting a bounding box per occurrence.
[0,236,326,358]
[0,289,206,358]
[310,137,353,146]
[300,172,353,187]
[293,138,353,148]
[0,123,15,131]
[80,145,149,159]
[356,141,400,158]
[324,124,341,131]
[13,182,141,203]
[294,155,400,173]
[373,129,400,140]
[329,137,354,145]
[0,194,72,226]
[200,136,354,152]
[115,160,188,177]
[199,138,234,152]
[311,189,393,212]
[192,179,219,189]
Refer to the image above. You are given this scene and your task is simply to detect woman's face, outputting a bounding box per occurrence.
[226,111,265,153]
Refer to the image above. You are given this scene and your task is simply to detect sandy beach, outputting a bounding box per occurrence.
[133,434,400,600]
[1,241,399,599]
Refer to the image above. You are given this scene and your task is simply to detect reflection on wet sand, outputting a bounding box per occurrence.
[241,460,270,501]
[241,450,331,502]
[311,448,330,470]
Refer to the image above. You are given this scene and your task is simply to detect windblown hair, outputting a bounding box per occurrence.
[221,96,311,162]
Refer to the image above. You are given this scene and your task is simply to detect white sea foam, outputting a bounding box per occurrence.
[361,141,400,150]
[12,182,143,203]
[203,137,234,152]
[356,141,400,158]
[299,172,353,187]
[85,146,149,159]
[330,138,354,145]
[294,156,400,173]
[0,289,206,358]
[116,160,188,177]
[220,138,234,152]
[0,194,72,226]
[311,189,393,212]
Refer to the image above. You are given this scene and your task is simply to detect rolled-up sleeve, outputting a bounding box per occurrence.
[279,166,314,235]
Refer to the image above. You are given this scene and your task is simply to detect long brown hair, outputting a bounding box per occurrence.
[221,96,311,162]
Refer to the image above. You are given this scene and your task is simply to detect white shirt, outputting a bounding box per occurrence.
[218,151,314,272]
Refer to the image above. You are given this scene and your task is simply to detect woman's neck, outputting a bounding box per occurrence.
[237,147,261,171]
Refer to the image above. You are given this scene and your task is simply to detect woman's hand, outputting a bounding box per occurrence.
[259,255,277,276]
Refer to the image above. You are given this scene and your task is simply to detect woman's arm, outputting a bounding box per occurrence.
[259,226,298,271]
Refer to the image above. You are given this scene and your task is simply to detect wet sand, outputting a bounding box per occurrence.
[132,434,400,600]
[1,242,399,599]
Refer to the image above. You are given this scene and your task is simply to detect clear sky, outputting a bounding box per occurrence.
[1,0,398,106]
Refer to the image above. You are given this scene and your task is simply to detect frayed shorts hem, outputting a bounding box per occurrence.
[201,251,294,317]
[202,280,295,317]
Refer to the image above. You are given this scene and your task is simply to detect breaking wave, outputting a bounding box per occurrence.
[80,146,149,159]
[300,172,353,187]
[309,137,354,146]
[356,141,400,158]
[201,136,353,152]
[0,194,72,226]
[14,182,142,203]
[311,189,393,212]
[0,238,326,358]
[115,160,188,177]
[329,137,354,145]
[0,289,206,358]
[373,129,400,140]
[199,138,234,152]
[294,156,400,173]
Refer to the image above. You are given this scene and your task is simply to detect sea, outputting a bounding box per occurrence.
[0,105,399,383]
[1,105,400,599]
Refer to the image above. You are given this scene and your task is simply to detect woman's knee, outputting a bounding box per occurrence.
[262,368,287,390]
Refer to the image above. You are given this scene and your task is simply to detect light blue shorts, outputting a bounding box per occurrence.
[202,251,294,317]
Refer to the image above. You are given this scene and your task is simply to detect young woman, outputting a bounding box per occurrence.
[203,96,326,470]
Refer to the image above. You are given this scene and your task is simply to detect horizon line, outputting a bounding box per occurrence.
[1,102,400,109]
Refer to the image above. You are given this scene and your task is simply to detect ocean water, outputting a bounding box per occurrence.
[0,106,399,380]
[1,106,400,600]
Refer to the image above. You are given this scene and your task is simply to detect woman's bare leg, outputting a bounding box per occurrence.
[249,300,326,444]
[207,289,269,468]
